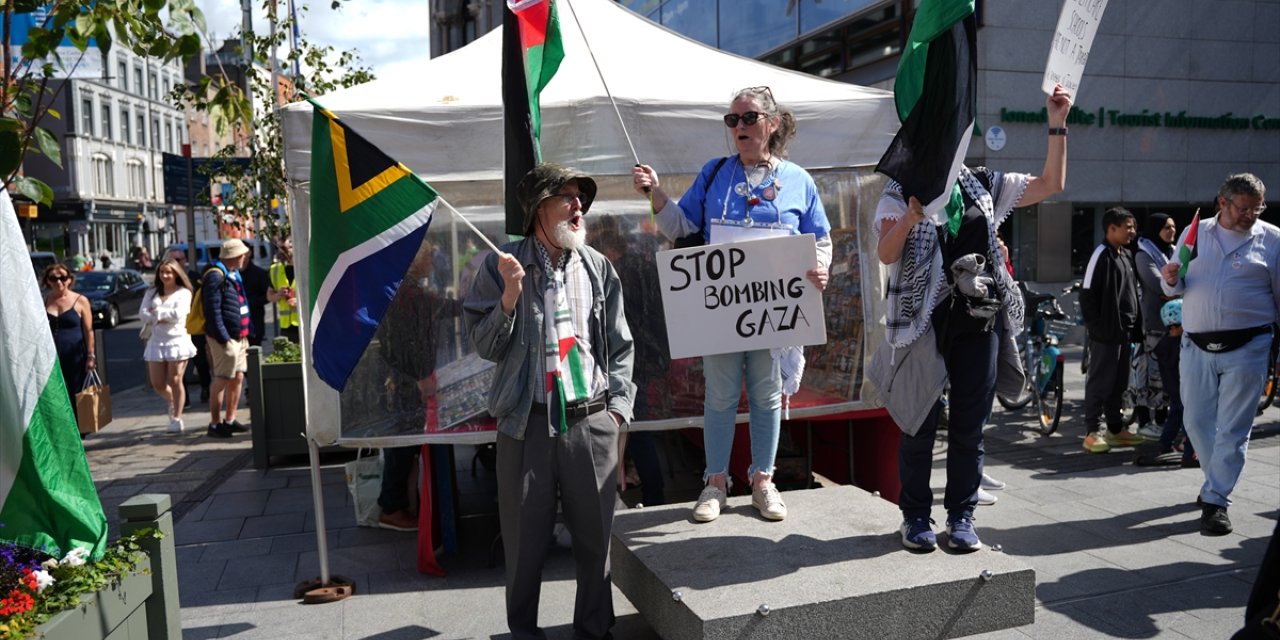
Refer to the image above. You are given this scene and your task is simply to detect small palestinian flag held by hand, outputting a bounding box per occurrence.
[503,0,564,235]
[1177,212,1201,280]
[875,0,977,231]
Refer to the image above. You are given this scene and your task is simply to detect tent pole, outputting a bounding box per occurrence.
[307,437,331,585]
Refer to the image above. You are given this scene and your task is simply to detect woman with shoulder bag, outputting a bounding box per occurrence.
[140,259,198,433]
[874,84,1073,552]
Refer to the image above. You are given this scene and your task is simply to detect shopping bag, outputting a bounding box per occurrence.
[345,451,383,528]
[75,370,112,435]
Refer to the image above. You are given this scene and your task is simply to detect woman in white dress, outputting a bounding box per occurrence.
[141,258,198,433]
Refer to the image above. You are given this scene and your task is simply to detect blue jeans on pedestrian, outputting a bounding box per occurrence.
[1180,332,1270,508]
[899,329,996,520]
[702,349,780,483]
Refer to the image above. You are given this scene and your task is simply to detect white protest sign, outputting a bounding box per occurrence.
[1042,0,1110,96]
[656,234,827,360]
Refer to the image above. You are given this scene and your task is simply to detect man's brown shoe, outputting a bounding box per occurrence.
[378,509,418,532]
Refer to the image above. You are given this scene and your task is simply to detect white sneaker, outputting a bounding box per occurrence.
[692,485,727,522]
[167,416,184,434]
[1137,423,1163,440]
[980,473,1006,491]
[977,487,998,506]
[752,483,787,521]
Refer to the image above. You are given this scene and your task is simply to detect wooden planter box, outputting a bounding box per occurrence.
[247,347,341,469]
[35,495,181,640]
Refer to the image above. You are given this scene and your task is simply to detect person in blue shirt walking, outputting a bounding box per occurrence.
[1161,173,1276,536]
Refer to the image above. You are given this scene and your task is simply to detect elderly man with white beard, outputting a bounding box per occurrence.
[464,163,636,640]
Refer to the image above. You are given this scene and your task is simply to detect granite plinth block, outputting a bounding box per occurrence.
[611,485,1035,640]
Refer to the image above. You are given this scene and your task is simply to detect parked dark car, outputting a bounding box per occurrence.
[72,269,149,328]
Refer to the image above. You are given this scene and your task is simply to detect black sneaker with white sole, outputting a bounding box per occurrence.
[206,422,234,438]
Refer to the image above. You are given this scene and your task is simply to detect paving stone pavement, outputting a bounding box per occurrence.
[81,343,1278,640]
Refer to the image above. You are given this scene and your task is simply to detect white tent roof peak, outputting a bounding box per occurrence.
[282,0,898,183]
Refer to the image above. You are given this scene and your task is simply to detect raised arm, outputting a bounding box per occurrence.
[877,196,926,265]
[1015,84,1072,207]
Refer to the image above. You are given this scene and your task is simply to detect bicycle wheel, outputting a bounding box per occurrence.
[997,384,1035,410]
[1258,367,1278,416]
[1037,366,1064,435]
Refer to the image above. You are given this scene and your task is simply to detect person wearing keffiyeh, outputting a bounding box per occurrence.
[872,85,1072,554]
[464,163,635,640]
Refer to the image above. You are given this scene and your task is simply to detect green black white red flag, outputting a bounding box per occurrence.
[503,0,564,235]
[0,191,108,560]
[1177,211,1201,279]
[875,0,977,230]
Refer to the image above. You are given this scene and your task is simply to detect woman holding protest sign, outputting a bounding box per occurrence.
[873,84,1072,553]
[632,86,831,523]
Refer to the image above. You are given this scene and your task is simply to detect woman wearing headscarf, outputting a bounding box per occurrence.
[632,86,832,523]
[1133,213,1177,438]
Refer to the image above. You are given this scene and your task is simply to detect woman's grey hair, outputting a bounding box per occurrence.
[1219,173,1266,201]
[733,86,797,158]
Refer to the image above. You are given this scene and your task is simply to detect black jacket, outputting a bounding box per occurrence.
[1080,243,1143,344]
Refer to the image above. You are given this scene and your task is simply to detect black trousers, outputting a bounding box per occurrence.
[497,409,619,640]
[899,329,996,521]
[378,446,419,514]
[1083,339,1132,433]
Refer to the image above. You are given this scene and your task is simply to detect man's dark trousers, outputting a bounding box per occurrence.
[497,407,619,640]
[1084,339,1133,433]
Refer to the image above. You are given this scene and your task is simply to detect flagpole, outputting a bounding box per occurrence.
[561,0,640,167]
[438,197,503,254]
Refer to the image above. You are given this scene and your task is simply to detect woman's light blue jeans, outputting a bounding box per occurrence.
[701,349,781,484]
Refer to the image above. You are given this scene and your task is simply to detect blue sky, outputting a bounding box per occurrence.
[196,0,431,88]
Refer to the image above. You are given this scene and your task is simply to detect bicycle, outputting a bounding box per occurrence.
[1258,330,1280,416]
[996,283,1075,435]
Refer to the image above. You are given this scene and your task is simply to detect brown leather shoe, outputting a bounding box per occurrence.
[378,509,418,532]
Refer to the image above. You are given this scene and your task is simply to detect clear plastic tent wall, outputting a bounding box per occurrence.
[289,170,889,448]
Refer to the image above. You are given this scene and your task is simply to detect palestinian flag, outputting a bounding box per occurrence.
[875,0,977,228]
[1177,211,1201,280]
[307,100,438,391]
[503,0,564,235]
[0,191,108,560]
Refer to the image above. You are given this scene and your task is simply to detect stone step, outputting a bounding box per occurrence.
[611,485,1034,640]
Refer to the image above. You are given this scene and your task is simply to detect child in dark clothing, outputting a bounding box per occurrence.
[1152,299,1196,466]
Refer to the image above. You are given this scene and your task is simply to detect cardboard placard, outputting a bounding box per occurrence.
[1042,0,1110,96]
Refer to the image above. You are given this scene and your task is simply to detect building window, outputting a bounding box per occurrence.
[134,65,143,96]
[92,154,113,196]
[136,113,146,146]
[120,107,131,144]
[80,97,94,136]
[662,1,716,47]
[127,160,146,198]
[101,101,112,140]
[117,61,128,91]
[151,118,160,150]
[719,1,797,57]
[164,121,173,153]
[148,72,157,100]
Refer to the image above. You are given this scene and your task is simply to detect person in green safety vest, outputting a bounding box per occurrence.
[266,236,299,343]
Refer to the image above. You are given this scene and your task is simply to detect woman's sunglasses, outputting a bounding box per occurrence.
[723,111,767,127]
[49,275,71,282]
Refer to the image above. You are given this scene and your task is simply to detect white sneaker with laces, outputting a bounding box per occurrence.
[752,484,787,521]
[1137,423,1163,440]
[692,485,727,522]
[167,416,184,434]
[980,473,1006,491]
[977,487,998,506]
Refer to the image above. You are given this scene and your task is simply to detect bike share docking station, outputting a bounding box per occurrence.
[611,486,1035,640]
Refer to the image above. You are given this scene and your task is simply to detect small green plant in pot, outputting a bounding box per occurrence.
[265,337,302,364]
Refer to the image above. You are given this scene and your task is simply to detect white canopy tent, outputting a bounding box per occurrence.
[279,0,900,448]
[279,0,897,185]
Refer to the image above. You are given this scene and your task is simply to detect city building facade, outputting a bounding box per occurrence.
[23,47,188,269]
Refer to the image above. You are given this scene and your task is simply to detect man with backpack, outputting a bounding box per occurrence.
[202,239,252,438]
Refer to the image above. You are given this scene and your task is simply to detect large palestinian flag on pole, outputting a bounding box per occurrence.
[503,0,564,235]
[308,100,439,391]
[0,191,108,560]
[875,0,977,228]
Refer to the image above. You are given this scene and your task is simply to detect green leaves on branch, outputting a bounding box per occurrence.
[16,176,55,206]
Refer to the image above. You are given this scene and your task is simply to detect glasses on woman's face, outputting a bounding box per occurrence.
[723,111,766,127]
[49,275,71,283]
